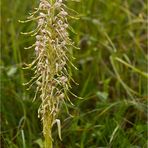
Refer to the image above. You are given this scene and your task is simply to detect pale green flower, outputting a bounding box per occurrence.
[21,0,77,147]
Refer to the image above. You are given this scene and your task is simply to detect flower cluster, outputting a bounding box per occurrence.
[22,0,76,145]
[35,0,71,121]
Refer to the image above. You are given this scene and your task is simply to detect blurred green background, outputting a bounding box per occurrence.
[1,0,147,147]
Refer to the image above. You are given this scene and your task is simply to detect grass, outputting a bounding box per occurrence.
[1,0,147,147]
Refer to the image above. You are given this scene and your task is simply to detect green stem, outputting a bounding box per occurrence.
[43,114,53,148]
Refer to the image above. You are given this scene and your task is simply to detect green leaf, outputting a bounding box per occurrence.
[96,91,108,101]
[7,66,17,77]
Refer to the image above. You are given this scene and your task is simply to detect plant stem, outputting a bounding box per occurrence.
[43,113,53,148]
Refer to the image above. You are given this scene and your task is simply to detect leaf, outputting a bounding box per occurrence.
[34,138,44,148]
[96,91,108,101]
[53,119,62,141]
[7,66,17,77]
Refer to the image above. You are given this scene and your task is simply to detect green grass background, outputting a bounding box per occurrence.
[1,0,147,147]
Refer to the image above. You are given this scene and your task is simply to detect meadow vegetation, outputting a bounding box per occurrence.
[1,0,147,147]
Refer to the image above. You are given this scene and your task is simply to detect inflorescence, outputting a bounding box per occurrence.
[21,0,77,144]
